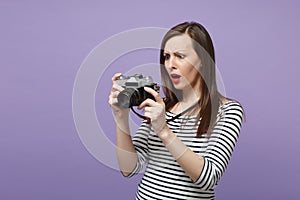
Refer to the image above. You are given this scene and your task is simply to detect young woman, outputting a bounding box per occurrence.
[108,21,244,200]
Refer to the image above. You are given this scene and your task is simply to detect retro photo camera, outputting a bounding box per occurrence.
[116,74,159,108]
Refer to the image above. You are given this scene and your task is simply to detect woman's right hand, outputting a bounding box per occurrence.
[108,73,130,120]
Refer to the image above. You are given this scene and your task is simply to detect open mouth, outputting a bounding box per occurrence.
[171,74,181,79]
[170,74,181,84]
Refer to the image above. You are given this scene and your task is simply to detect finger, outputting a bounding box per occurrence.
[110,91,119,98]
[144,106,151,113]
[144,87,163,103]
[112,84,123,92]
[143,111,151,120]
[111,73,122,83]
[138,98,156,109]
[108,95,118,106]
[109,91,121,103]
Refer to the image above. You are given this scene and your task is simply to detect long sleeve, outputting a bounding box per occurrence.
[126,122,151,177]
[195,101,244,190]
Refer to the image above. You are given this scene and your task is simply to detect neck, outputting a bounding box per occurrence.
[172,87,200,115]
[181,86,200,106]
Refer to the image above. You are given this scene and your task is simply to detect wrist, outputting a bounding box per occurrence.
[115,117,130,134]
[157,125,175,145]
[113,109,129,119]
[114,114,129,122]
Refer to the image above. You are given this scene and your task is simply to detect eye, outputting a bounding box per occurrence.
[175,52,185,59]
[163,53,170,60]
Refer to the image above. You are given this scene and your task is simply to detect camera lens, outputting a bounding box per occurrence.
[117,88,141,108]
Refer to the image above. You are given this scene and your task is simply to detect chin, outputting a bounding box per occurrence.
[173,84,184,91]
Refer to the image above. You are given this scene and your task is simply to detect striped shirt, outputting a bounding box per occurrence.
[128,101,244,200]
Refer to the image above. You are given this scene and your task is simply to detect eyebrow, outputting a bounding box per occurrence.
[163,49,187,53]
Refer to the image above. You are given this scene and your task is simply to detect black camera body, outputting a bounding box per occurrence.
[116,74,159,108]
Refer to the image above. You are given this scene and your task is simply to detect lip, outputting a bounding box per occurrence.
[170,73,181,84]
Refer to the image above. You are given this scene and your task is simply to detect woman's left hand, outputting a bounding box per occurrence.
[138,87,167,134]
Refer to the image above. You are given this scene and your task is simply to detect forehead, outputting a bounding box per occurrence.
[164,34,194,52]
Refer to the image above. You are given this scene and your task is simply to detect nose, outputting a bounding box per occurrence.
[166,55,177,70]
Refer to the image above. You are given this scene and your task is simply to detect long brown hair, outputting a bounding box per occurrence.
[160,21,223,137]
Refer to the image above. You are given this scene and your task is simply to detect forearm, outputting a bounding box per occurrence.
[158,125,204,182]
[115,119,138,176]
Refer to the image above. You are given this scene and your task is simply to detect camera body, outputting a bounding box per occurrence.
[116,74,159,108]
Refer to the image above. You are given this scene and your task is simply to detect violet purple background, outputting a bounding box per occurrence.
[1,0,300,199]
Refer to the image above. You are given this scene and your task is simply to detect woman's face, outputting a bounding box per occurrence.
[163,34,202,92]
